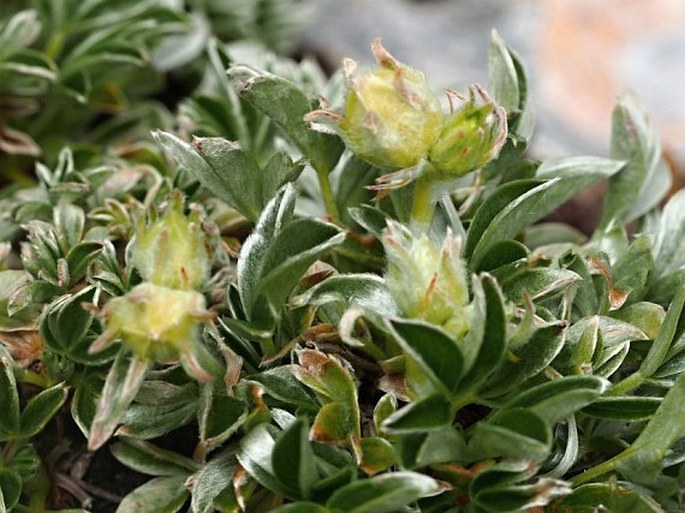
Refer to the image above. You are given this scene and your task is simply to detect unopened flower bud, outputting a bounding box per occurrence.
[383,220,469,339]
[428,85,507,178]
[90,283,217,381]
[306,38,443,170]
[131,190,211,291]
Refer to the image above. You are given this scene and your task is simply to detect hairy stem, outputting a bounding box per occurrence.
[316,167,340,221]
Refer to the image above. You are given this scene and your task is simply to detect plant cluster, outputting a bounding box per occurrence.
[1,4,685,512]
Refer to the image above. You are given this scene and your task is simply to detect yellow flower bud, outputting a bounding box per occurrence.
[90,283,217,381]
[131,190,211,291]
[383,221,469,339]
[428,85,507,178]
[306,38,443,170]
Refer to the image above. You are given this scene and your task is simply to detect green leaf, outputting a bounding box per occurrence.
[611,234,654,299]
[110,439,198,477]
[233,69,344,174]
[0,270,40,331]
[388,318,464,397]
[348,205,391,240]
[237,183,296,318]
[0,351,20,440]
[615,371,685,484]
[458,275,507,391]
[600,92,671,228]
[639,285,685,377]
[469,408,551,461]
[291,274,396,317]
[488,30,519,112]
[396,427,467,469]
[468,157,624,268]
[71,370,103,438]
[481,322,566,398]
[326,471,444,513]
[115,475,189,513]
[53,202,85,253]
[469,460,570,512]
[198,384,248,457]
[272,503,329,513]
[292,350,359,438]
[477,239,529,273]
[248,366,318,411]
[41,285,116,365]
[272,417,318,499]
[653,190,685,278]
[373,394,397,434]
[554,483,664,513]
[0,9,41,51]
[88,351,150,451]
[237,424,292,498]
[554,316,646,375]
[581,396,661,421]
[153,131,257,221]
[66,240,103,283]
[465,179,542,261]
[359,437,397,475]
[19,382,68,438]
[189,450,236,513]
[123,402,198,440]
[611,301,665,340]
[505,375,608,423]
[254,218,345,312]
[0,469,21,512]
[381,394,452,435]
[499,267,580,302]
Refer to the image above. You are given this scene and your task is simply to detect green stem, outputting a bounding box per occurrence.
[570,448,635,486]
[606,371,645,397]
[315,167,339,221]
[571,458,618,486]
[409,175,435,233]
[17,369,51,389]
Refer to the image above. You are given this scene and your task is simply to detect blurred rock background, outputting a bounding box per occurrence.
[298,0,685,182]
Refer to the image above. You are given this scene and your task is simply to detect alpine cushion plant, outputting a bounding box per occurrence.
[1,24,685,513]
